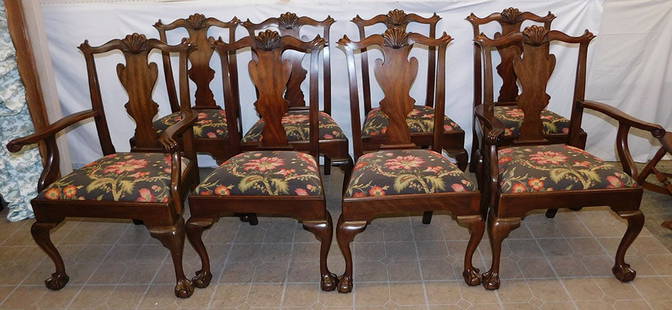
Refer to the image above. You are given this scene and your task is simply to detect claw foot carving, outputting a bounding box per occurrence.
[174,279,195,298]
[192,270,212,289]
[481,270,500,290]
[613,263,636,282]
[337,275,353,293]
[321,273,338,291]
[463,267,481,286]
[45,272,69,290]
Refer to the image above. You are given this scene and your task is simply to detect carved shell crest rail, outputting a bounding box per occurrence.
[385,9,410,28]
[278,12,300,30]
[185,13,208,30]
[500,7,523,24]
[374,27,418,144]
[513,25,556,141]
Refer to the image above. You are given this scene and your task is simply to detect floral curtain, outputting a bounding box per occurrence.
[0,2,43,222]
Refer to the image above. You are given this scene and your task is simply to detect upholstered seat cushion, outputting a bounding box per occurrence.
[242,111,346,143]
[494,106,570,137]
[361,105,462,138]
[195,151,322,196]
[154,109,228,139]
[345,149,475,198]
[498,144,637,193]
[38,153,189,202]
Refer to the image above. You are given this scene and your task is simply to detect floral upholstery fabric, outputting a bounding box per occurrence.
[498,144,637,193]
[242,111,346,143]
[38,153,189,202]
[195,151,322,196]
[345,149,475,198]
[361,105,462,138]
[494,106,570,137]
[154,109,228,139]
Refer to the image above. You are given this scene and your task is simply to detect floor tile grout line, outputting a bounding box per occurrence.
[206,220,243,309]
[278,223,297,307]
[409,217,431,309]
[575,212,655,309]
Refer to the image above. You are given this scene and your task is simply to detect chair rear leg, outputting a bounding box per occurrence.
[324,156,332,175]
[31,221,68,290]
[422,211,433,224]
[481,215,520,290]
[335,215,366,293]
[303,211,338,291]
[336,156,354,195]
[545,208,559,218]
[148,218,194,298]
[186,217,215,288]
[458,215,485,286]
[612,210,644,282]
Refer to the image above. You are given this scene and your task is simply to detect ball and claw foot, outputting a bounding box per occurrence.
[481,270,500,290]
[337,275,353,293]
[192,270,212,289]
[321,273,338,291]
[174,279,195,298]
[463,267,481,286]
[45,272,69,290]
[613,263,637,282]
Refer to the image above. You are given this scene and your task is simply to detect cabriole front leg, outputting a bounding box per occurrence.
[31,221,69,290]
[148,218,194,298]
[612,210,644,282]
[186,217,215,288]
[302,211,338,291]
[481,215,520,290]
[335,215,366,293]
[457,215,485,286]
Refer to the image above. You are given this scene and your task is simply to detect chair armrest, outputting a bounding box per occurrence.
[474,104,505,145]
[581,100,665,136]
[7,110,97,153]
[158,110,197,153]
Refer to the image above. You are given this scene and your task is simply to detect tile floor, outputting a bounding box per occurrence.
[0,167,671,309]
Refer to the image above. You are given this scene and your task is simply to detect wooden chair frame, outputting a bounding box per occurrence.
[352,9,468,170]
[241,12,351,175]
[186,31,338,292]
[467,7,588,173]
[474,26,659,290]
[6,34,199,298]
[335,28,483,293]
[154,14,242,163]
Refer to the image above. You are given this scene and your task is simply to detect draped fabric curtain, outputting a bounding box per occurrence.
[0,2,42,222]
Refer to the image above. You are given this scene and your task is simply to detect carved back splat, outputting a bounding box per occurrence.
[352,9,441,113]
[475,26,595,144]
[338,29,453,159]
[79,33,191,152]
[155,14,239,111]
[243,12,335,111]
[467,7,555,103]
[212,30,325,156]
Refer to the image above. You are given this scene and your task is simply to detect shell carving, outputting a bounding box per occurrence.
[185,13,208,30]
[500,7,522,24]
[278,12,300,30]
[383,27,410,49]
[120,33,149,54]
[385,9,409,27]
[522,25,549,46]
[255,30,282,51]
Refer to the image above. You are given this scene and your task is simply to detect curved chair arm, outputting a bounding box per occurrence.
[581,99,668,178]
[6,109,97,191]
[158,110,197,215]
[474,104,505,146]
[474,104,506,207]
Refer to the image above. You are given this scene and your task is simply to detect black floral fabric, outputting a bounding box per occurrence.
[154,109,228,139]
[494,106,570,137]
[361,105,462,138]
[242,111,346,143]
[498,144,637,193]
[345,149,475,198]
[38,153,189,202]
[195,151,322,196]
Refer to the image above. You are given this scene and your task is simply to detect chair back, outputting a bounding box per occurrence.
[338,28,452,160]
[476,26,594,144]
[352,9,441,113]
[78,33,192,154]
[154,14,240,112]
[467,7,555,105]
[212,30,325,158]
[242,12,334,112]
